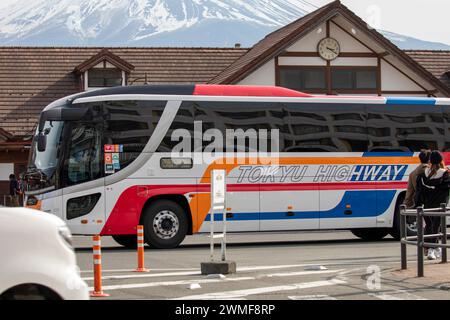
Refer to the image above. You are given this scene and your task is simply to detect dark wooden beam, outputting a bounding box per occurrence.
[377,57,382,96]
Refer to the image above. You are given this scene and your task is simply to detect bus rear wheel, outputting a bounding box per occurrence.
[112,235,137,249]
[351,228,390,241]
[142,200,188,249]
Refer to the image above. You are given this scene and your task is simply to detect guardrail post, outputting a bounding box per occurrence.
[400,205,407,270]
[417,206,424,278]
[441,203,447,264]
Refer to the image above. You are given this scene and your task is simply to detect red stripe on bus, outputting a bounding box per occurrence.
[193,84,312,97]
[100,181,407,236]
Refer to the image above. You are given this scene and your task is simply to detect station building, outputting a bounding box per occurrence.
[0,0,449,197]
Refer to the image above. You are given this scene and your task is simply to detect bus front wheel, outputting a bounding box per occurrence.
[351,228,390,241]
[142,200,188,249]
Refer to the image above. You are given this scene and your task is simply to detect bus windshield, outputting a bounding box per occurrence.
[27,121,64,191]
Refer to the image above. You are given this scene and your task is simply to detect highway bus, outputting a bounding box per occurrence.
[24,84,450,249]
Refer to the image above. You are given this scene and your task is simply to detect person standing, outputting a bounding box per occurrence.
[9,174,20,207]
[404,150,430,208]
[415,151,450,260]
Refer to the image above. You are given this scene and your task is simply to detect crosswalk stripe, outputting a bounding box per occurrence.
[80,268,198,273]
[369,290,427,300]
[88,276,255,291]
[174,279,346,300]
[267,269,345,278]
[87,268,346,291]
[82,264,316,281]
[289,295,337,300]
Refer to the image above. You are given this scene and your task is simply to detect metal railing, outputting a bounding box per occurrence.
[400,204,449,277]
[0,194,24,207]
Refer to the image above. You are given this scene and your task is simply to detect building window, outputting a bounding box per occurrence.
[278,66,378,93]
[87,68,123,88]
[332,68,377,90]
[279,67,326,91]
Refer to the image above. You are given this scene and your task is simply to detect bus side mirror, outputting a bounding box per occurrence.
[37,133,47,152]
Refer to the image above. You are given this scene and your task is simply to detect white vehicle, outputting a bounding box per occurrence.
[24,84,450,249]
[0,206,88,300]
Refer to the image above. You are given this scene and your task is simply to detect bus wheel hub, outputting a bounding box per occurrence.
[153,211,179,239]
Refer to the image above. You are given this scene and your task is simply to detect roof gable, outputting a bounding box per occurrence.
[74,48,135,73]
[209,0,340,85]
[209,0,450,96]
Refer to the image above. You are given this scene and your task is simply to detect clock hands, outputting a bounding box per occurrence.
[327,46,337,55]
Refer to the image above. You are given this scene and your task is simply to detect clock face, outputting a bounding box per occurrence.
[318,37,340,61]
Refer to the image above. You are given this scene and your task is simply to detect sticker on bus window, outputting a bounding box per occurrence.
[112,153,120,170]
[105,164,114,174]
[104,145,114,153]
[104,153,113,165]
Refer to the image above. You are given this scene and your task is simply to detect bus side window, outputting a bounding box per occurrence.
[367,104,445,152]
[193,101,285,153]
[156,102,195,153]
[282,103,368,152]
[103,100,164,173]
[441,105,450,152]
[63,121,103,187]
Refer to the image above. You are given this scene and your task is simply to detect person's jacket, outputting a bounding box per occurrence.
[9,179,19,196]
[404,164,427,208]
[415,168,450,209]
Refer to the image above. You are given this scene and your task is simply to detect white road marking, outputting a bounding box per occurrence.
[83,270,200,281]
[82,264,315,281]
[369,290,427,300]
[266,269,345,278]
[80,268,198,273]
[289,295,337,300]
[174,279,346,300]
[88,276,255,291]
[87,268,347,292]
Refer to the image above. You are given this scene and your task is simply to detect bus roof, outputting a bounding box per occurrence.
[67,84,450,106]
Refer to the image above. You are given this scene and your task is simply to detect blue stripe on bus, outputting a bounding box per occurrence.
[386,97,436,105]
[204,190,396,221]
[362,152,414,157]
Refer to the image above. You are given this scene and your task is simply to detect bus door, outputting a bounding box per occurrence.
[62,121,106,235]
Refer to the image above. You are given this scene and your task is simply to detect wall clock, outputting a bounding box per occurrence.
[318,37,340,61]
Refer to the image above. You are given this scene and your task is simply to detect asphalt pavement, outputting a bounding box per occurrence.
[73,230,450,300]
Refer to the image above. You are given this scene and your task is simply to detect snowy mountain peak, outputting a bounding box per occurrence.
[0,0,448,49]
[0,0,318,45]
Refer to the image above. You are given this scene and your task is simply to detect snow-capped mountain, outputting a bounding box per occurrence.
[0,0,317,46]
[0,0,448,49]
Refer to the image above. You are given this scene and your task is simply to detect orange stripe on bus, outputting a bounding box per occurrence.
[199,156,418,183]
[188,156,419,233]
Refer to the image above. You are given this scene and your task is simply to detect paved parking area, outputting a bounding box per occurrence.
[74,231,450,300]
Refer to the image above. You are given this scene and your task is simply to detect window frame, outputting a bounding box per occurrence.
[85,68,125,91]
[331,66,378,92]
[277,65,379,94]
[278,66,327,92]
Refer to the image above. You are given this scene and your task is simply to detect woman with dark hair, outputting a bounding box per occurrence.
[415,151,450,260]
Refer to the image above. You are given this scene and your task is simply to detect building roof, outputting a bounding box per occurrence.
[209,0,340,85]
[405,50,450,89]
[208,0,450,97]
[0,47,247,136]
[74,49,135,74]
